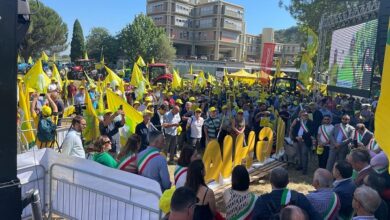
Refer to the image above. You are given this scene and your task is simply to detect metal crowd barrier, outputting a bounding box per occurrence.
[18,165,47,220]
[49,164,162,220]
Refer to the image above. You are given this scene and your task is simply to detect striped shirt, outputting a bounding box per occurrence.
[204,116,221,139]
[306,188,340,220]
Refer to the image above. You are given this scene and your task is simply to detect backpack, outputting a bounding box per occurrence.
[266,190,298,220]
[37,117,57,142]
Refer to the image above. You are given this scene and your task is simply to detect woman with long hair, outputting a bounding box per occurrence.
[117,134,140,174]
[92,135,118,168]
[185,160,216,219]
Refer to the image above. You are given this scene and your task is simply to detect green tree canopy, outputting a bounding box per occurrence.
[86,27,119,64]
[20,1,68,60]
[279,0,367,30]
[118,14,176,65]
[70,19,85,62]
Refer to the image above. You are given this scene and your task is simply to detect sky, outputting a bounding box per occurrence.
[40,0,296,50]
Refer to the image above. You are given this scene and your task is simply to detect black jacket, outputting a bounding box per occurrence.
[291,119,315,148]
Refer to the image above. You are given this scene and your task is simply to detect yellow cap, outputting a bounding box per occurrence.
[17,75,23,80]
[209,107,217,112]
[175,99,183,105]
[27,88,36,93]
[189,97,195,102]
[237,109,244,113]
[79,86,85,89]
[103,109,113,115]
[222,105,227,110]
[90,84,96,89]
[145,97,153,102]
[195,108,202,113]
[143,110,153,116]
[167,91,173,96]
[41,105,52,117]
[51,77,57,82]
[133,100,140,105]
[147,103,154,107]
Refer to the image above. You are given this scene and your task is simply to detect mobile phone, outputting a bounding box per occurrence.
[39,93,45,97]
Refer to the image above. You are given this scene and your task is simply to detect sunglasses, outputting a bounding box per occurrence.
[104,140,111,144]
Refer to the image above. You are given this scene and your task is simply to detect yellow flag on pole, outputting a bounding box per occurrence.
[41,51,49,62]
[23,59,50,94]
[18,82,35,147]
[306,28,319,58]
[52,63,63,90]
[84,51,89,60]
[375,19,390,173]
[106,89,143,145]
[104,65,124,93]
[83,90,100,143]
[151,57,155,64]
[172,69,182,90]
[136,56,146,67]
[130,64,142,87]
[28,56,33,64]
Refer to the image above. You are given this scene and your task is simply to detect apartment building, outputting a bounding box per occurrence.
[147,0,246,61]
[274,43,302,66]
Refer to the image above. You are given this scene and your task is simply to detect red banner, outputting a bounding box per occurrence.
[260,43,276,74]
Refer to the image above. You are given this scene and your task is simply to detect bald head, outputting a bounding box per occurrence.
[172,105,180,115]
[313,168,333,189]
[280,205,307,220]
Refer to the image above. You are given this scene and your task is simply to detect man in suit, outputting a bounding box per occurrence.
[355,123,373,148]
[252,167,320,220]
[327,114,355,171]
[151,104,168,132]
[332,160,356,219]
[290,110,316,175]
[350,148,373,187]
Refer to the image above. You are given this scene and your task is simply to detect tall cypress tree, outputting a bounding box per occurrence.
[70,19,85,62]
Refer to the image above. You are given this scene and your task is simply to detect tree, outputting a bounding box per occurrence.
[279,0,367,31]
[86,27,119,64]
[20,1,68,61]
[274,26,305,44]
[70,19,85,62]
[118,14,176,65]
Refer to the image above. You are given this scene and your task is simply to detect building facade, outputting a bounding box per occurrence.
[147,0,246,61]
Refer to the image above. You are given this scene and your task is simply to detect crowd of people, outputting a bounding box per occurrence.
[17,63,389,220]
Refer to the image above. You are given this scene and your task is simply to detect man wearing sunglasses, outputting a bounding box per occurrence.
[327,115,355,171]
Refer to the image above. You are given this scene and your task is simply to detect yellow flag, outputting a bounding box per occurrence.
[23,59,50,94]
[189,64,193,75]
[18,82,35,147]
[52,54,56,62]
[41,51,49,62]
[63,105,75,118]
[375,19,390,172]
[275,58,281,78]
[84,51,89,60]
[298,53,313,87]
[130,64,142,87]
[193,71,207,89]
[223,68,230,86]
[306,28,319,58]
[17,54,22,63]
[28,56,33,64]
[172,69,182,90]
[151,57,155,64]
[52,63,63,90]
[83,90,100,143]
[104,65,124,93]
[106,89,143,145]
[136,56,146,67]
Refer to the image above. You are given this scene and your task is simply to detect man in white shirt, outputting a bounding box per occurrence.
[163,106,181,163]
[61,116,87,158]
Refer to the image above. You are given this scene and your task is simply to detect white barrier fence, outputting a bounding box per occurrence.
[18,149,162,220]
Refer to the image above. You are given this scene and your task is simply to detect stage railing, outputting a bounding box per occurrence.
[49,163,162,220]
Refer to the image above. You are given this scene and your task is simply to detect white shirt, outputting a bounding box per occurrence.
[164,111,181,136]
[318,124,334,145]
[61,129,85,158]
[188,116,204,138]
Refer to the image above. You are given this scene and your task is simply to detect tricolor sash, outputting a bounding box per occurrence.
[320,125,331,144]
[300,121,309,133]
[339,125,348,140]
[117,153,137,171]
[280,189,292,206]
[174,165,188,185]
[355,130,366,143]
[232,193,257,220]
[137,149,160,174]
[368,138,379,151]
[323,192,339,220]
